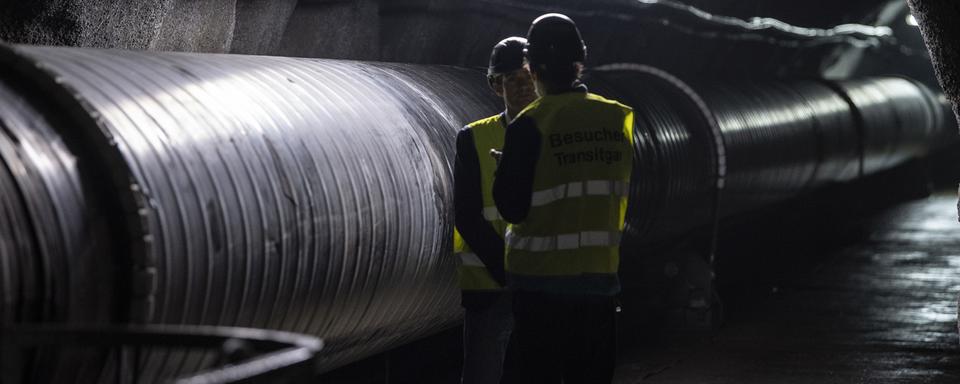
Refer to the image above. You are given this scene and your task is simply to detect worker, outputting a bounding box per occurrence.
[453,36,536,384]
[492,13,634,383]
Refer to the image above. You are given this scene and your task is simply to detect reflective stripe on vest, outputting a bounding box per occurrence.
[530,180,629,207]
[454,113,508,291]
[504,92,634,295]
[483,205,502,221]
[459,252,485,267]
[454,228,501,291]
[505,230,622,252]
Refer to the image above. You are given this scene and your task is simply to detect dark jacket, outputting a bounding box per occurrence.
[454,116,508,309]
[494,84,588,223]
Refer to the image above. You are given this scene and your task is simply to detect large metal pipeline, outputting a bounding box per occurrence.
[0,45,949,381]
[592,65,946,242]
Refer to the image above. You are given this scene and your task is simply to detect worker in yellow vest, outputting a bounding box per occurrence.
[493,14,634,383]
[454,36,536,384]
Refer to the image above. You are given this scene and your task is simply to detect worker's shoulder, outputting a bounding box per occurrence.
[585,92,633,112]
[512,98,545,120]
[465,113,504,130]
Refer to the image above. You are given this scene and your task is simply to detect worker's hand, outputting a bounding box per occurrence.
[483,247,508,287]
[489,149,502,166]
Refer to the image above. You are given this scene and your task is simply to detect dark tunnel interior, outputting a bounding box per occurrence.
[0,0,959,383]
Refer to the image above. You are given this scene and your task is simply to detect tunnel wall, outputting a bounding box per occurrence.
[0,0,917,80]
[907,0,960,130]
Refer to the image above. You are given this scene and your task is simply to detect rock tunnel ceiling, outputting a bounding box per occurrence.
[0,0,933,80]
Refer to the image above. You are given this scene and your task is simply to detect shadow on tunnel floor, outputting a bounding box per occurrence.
[321,146,960,383]
[615,153,960,383]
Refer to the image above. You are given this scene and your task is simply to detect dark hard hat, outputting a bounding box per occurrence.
[488,37,527,77]
[524,13,587,66]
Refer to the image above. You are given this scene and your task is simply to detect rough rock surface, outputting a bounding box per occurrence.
[0,0,169,49]
[150,0,236,52]
[0,0,913,79]
[907,0,960,130]
[275,0,378,59]
[0,0,239,52]
[230,0,297,54]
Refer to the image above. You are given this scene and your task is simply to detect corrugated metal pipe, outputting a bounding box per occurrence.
[0,45,950,381]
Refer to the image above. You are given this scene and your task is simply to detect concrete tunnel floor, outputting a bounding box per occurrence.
[614,191,960,383]
[325,189,960,383]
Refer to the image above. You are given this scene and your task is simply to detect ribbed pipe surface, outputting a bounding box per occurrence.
[589,65,722,243]
[837,77,944,174]
[0,45,950,381]
[0,45,501,380]
[0,77,113,326]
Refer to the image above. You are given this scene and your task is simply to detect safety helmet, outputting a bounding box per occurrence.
[524,13,587,67]
[488,36,528,77]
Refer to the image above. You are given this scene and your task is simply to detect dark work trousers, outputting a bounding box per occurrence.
[512,291,618,384]
[462,292,519,384]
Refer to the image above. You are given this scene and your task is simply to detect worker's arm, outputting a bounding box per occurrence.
[454,128,506,286]
[493,115,541,224]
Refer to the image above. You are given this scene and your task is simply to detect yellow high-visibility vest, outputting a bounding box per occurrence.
[505,92,634,295]
[454,114,509,291]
